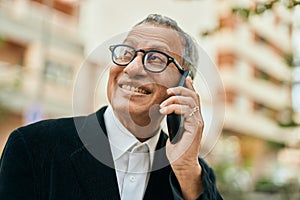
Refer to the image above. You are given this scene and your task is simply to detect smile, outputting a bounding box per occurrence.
[120,84,150,94]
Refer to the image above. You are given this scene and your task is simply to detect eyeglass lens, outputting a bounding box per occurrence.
[112,45,169,72]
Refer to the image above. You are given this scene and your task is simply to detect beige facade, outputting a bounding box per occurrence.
[204,1,300,197]
[0,0,86,154]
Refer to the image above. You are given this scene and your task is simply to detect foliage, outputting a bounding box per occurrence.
[232,0,300,19]
[201,0,300,37]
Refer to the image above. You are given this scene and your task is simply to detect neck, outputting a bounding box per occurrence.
[115,111,163,142]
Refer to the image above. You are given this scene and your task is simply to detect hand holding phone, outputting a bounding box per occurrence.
[167,70,189,144]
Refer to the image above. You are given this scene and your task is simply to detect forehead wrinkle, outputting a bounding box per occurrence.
[123,38,137,46]
[124,36,170,52]
[124,24,185,63]
[127,26,182,45]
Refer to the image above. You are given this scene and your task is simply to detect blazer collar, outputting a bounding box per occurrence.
[70,106,120,200]
[70,106,171,199]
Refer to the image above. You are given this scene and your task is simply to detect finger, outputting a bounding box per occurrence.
[167,86,192,96]
[160,95,195,108]
[167,87,199,104]
[167,89,201,110]
[159,104,202,119]
[185,76,195,91]
[159,104,191,116]
[185,76,202,106]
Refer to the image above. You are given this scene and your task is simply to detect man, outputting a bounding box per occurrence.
[0,14,223,199]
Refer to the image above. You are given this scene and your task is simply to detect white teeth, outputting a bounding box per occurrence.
[121,84,148,94]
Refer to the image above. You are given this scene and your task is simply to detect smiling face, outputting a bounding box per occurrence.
[107,24,184,138]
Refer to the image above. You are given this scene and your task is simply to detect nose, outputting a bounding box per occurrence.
[123,52,147,77]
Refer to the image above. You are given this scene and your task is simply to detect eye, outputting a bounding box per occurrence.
[114,46,135,63]
[146,52,167,65]
[122,49,133,57]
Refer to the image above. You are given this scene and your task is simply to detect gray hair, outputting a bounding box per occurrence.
[134,14,199,79]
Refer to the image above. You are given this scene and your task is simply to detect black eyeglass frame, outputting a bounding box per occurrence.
[109,44,185,74]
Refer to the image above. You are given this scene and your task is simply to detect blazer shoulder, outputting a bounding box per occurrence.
[11,115,89,153]
[18,116,76,137]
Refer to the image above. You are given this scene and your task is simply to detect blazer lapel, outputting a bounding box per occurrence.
[70,107,173,199]
[70,107,120,200]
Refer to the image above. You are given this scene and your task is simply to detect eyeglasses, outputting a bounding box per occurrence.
[109,44,185,74]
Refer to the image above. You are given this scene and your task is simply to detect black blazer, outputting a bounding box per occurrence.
[0,107,223,199]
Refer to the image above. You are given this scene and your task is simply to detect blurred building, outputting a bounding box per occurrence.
[203,1,300,198]
[0,0,218,153]
[0,0,86,152]
[0,0,299,198]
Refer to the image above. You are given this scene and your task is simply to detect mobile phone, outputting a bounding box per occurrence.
[167,70,189,144]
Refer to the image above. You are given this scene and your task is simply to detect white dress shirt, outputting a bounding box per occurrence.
[104,106,160,199]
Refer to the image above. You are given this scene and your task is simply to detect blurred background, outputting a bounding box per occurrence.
[0,0,300,199]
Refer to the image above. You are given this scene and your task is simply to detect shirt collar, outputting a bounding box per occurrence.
[104,105,160,163]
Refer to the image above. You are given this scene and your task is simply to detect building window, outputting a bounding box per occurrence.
[44,60,73,86]
[0,39,26,66]
[31,0,79,17]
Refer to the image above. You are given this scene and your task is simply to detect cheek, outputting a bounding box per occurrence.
[106,78,113,103]
[155,86,169,102]
[151,77,179,104]
[107,66,122,102]
[154,70,181,89]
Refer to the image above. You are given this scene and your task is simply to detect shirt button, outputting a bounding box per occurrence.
[130,176,135,182]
